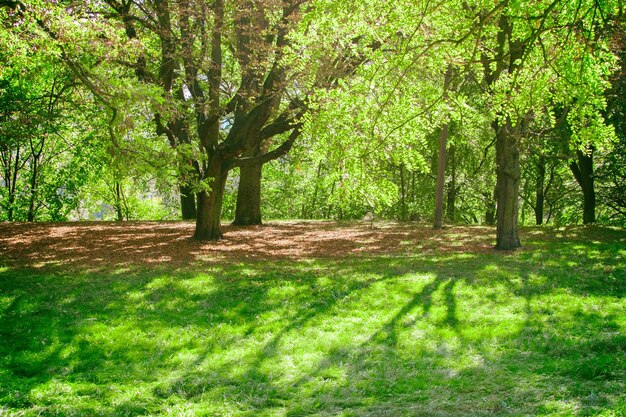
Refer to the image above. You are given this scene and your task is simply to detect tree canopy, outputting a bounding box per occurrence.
[1,0,624,246]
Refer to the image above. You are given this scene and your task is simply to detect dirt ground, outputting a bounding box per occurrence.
[0,221,497,269]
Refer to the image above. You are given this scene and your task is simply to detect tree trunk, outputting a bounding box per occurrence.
[535,156,545,225]
[306,162,323,219]
[399,164,406,220]
[485,204,495,225]
[179,184,197,220]
[446,144,456,222]
[7,147,20,222]
[194,166,228,240]
[326,181,336,219]
[7,192,14,222]
[483,188,496,225]
[233,161,263,225]
[433,124,448,229]
[569,149,595,224]
[433,66,452,230]
[115,182,124,221]
[27,155,39,222]
[495,122,521,250]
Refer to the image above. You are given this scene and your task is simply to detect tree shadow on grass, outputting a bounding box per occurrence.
[0,237,624,416]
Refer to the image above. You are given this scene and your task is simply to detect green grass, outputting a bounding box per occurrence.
[0,226,625,416]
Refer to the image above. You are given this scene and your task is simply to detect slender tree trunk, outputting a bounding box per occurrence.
[569,149,595,224]
[307,162,323,219]
[410,170,416,219]
[326,181,336,219]
[433,124,449,229]
[446,144,456,222]
[27,156,39,222]
[495,121,521,250]
[399,164,406,220]
[5,171,14,222]
[115,182,124,221]
[179,184,197,220]
[194,165,228,240]
[433,66,452,229]
[7,192,14,222]
[535,156,545,225]
[483,188,496,225]
[233,161,263,225]
[7,148,20,222]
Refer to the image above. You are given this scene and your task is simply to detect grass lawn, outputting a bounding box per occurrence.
[0,222,624,416]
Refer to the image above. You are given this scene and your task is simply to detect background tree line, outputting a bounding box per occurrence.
[1,0,624,248]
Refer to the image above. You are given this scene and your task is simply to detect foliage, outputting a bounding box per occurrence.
[0,0,624,230]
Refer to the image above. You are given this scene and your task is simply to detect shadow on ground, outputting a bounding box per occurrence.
[0,223,624,416]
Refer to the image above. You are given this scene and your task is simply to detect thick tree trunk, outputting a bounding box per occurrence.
[535,156,545,225]
[194,166,228,240]
[233,161,263,225]
[583,183,596,224]
[569,150,595,224]
[179,184,197,220]
[495,122,521,250]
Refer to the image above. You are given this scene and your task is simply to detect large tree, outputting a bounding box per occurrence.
[94,0,319,239]
[99,0,383,238]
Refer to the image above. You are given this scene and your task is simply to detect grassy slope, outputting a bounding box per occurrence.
[0,226,624,417]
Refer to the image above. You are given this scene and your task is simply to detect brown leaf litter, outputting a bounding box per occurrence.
[0,221,497,269]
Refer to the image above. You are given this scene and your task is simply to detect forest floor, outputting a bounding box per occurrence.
[0,220,500,269]
[0,221,625,416]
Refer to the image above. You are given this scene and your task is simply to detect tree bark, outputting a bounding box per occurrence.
[485,204,495,225]
[399,163,406,220]
[233,159,263,225]
[433,124,449,229]
[433,66,452,229]
[569,149,595,224]
[7,147,20,222]
[446,144,456,222]
[115,181,124,221]
[194,165,228,240]
[495,121,521,250]
[484,188,496,225]
[179,184,197,220]
[306,162,323,219]
[27,155,38,222]
[6,193,14,222]
[326,181,336,219]
[535,156,545,225]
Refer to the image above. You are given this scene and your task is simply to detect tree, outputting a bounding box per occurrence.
[0,21,85,222]
[475,0,618,248]
[97,0,385,238]
[597,10,626,224]
[433,66,453,229]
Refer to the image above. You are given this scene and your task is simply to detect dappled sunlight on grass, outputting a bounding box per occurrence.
[0,225,624,416]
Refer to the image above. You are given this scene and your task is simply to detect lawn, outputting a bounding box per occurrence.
[0,222,624,416]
